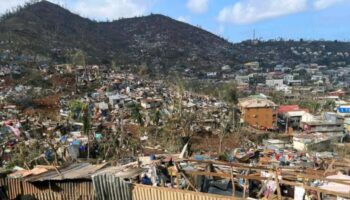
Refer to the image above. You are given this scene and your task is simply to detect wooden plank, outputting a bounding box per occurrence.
[230,167,235,197]
[274,170,281,200]
[183,170,269,181]
[180,172,198,192]
[243,170,249,199]
[282,171,350,186]
[280,180,350,198]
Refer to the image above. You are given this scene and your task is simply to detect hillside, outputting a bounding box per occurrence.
[0,1,236,73]
[234,40,350,69]
[1,1,349,76]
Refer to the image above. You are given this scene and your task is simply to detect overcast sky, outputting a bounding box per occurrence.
[1,0,349,42]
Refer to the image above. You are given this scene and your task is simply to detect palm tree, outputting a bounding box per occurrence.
[82,103,91,159]
[69,100,84,120]
[323,100,336,112]
[72,50,86,92]
[150,109,161,126]
[129,103,144,126]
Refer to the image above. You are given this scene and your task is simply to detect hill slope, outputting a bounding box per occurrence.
[0,1,236,73]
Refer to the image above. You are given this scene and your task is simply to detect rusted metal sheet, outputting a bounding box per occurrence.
[2,175,240,200]
[24,163,108,182]
[32,192,94,200]
[1,178,94,199]
[132,184,239,200]
[92,174,132,200]
[6,178,22,199]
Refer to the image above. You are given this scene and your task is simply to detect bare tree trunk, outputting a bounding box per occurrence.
[219,136,223,153]
[87,129,90,160]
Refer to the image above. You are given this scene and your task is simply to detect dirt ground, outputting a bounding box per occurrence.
[191,129,269,154]
[191,134,242,153]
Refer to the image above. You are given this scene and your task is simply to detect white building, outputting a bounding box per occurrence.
[235,76,250,85]
[284,74,294,83]
[266,79,284,87]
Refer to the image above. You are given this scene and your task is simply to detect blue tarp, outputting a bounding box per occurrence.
[338,107,350,113]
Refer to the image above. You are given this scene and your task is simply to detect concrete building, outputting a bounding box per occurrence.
[266,79,284,88]
[238,97,278,129]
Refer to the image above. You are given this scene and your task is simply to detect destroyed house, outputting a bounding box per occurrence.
[108,94,131,107]
[277,105,308,131]
[140,98,162,109]
[301,113,344,134]
[2,163,109,199]
[301,120,343,134]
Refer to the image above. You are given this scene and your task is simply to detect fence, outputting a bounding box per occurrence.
[4,166,349,200]
[133,184,238,200]
[0,177,94,200]
[92,175,237,200]
[25,193,94,200]
[1,176,241,200]
[93,174,132,200]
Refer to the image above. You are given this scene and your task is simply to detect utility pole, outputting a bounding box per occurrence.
[285,116,289,134]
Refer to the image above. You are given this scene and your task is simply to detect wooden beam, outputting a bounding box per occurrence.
[282,171,350,186]
[323,159,335,176]
[274,169,282,200]
[178,159,350,199]
[231,167,236,197]
[243,170,249,199]
[183,170,270,181]
[180,172,198,192]
[280,180,350,199]
[180,159,334,175]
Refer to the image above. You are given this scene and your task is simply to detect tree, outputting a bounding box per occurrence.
[72,50,86,92]
[128,103,144,126]
[300,100,321,114]
[323,100,336,112]
[220,82,238,105]
[150,109,161,126]
[82,104,91,159]
[180,111,197,138]
[138,63,150,77]
[217,111,234,153]
[69,100,84,120]
[111,60,118,71]
[72,50,86,67]
[173,75,185,118]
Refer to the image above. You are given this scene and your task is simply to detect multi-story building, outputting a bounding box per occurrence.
[238,97,278,130]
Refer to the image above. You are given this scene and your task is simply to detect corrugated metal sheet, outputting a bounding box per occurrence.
[2,171,242,200]
[0,177,94,199]
[94,166,145,179]
[1,178,22,199]
[92,174,132,200]
[133,184,239,200]
[24,163,108,182]
[32,192,94,200]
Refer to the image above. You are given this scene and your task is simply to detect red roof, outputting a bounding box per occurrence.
[278,105,300,114]
[329,90,345,96]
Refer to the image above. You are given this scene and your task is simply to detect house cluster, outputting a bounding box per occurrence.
[231,61,350,97]
[1,153,349,199]
[0,40,349,199]
[237,92,350,156]
[0,65,240,170]
[0,63,349,199]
